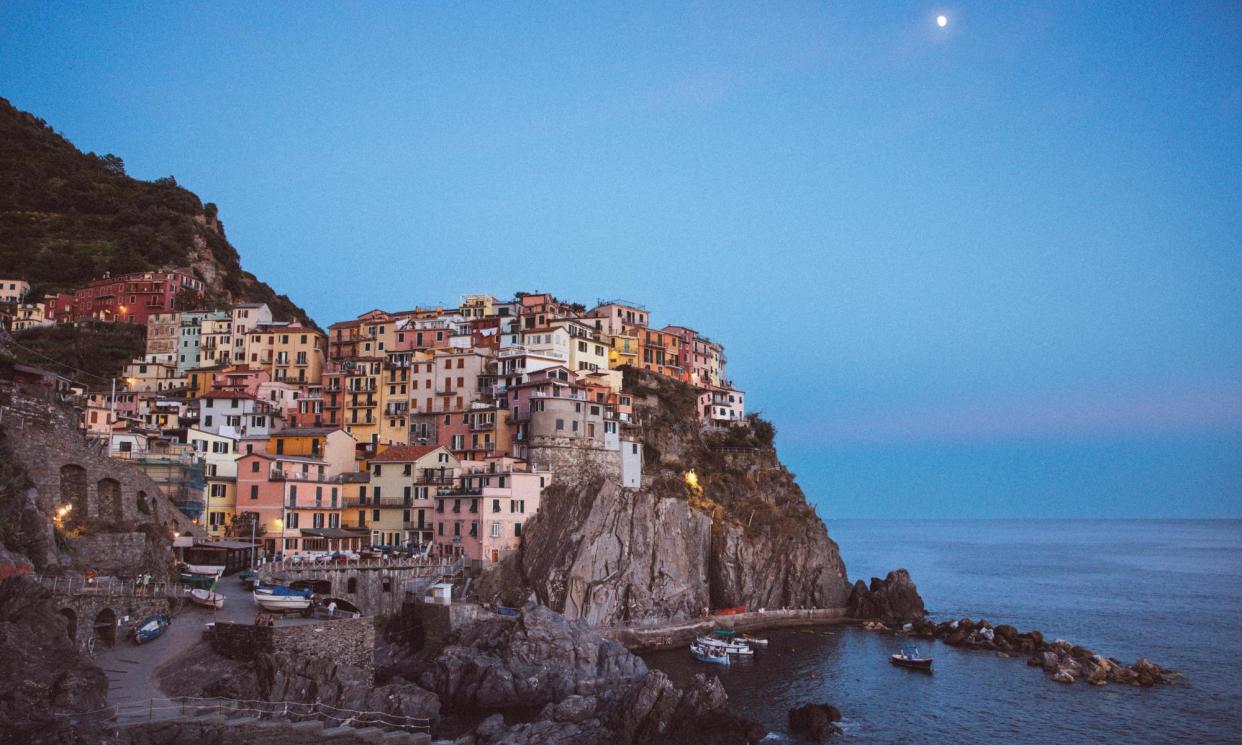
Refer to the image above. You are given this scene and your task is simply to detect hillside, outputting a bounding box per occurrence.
[0,97,314,327]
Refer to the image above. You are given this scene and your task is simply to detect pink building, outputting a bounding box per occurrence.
[434,457,548,563]
[236,452,362,557]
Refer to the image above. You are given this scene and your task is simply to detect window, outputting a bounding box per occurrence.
[555,419,564,431]
[492,499,501,513]
[514,523,522,537]
[490,522,500,538]
[373,509,381,521]
[251,460,260,472]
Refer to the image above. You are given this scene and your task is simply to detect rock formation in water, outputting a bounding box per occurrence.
[478,369,853,625]
[847,569,927,624]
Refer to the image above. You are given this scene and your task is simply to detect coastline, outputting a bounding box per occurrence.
[597,608,851,652]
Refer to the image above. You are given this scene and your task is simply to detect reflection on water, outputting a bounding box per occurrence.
[643,520,1242,744]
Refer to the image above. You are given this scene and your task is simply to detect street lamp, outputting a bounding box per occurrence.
[274,518,284,561]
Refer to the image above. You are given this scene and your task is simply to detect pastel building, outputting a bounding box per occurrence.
[0,279,30,304]
[55,271,204,324]
[435,458,548,563]
[358,444,459,549]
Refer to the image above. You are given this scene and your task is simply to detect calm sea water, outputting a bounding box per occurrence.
[643,520,1242,744]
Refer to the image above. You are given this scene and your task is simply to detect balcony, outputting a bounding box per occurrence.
[270,469,337,483]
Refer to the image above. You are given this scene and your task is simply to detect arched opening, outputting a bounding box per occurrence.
[136,490,151,516]
[291,579,331,595]
[60,608,77,642]
[93,608,118,647]
[60,464,88,520]
[97,478,123,522]
[346,577,358,594]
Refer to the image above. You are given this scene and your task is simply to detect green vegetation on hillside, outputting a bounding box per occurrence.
[5,322,147,384]
[0,97,314,328]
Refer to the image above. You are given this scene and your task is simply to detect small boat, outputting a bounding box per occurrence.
[696,635,754,656]
[496,606,520,617]
[254,583,313,598]
[710,629,767,646]
[133,614,170,644]
[253,591,312,612]
[182,563,225,576]
[711,605,748,616]
[890,644,934,671]
[188,588,225,609]
[691,642,731,665]
[179,572,217,589]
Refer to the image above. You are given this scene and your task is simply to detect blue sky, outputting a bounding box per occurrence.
[3,2,1239,517]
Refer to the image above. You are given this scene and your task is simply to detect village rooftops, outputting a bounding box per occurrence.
[371,444,444,462]
[272,426,342,437]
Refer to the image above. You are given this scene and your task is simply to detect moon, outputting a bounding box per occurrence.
[937,15,948,27]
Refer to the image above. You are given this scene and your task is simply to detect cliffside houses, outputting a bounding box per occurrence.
[9,276,750,564]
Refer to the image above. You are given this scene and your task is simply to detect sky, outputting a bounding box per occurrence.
[2,2,1239,518]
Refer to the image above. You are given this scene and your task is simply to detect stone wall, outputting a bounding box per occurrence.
[0,377,202,543]
[55,593,172,650]
[210,618,376,676]
[526,438,620,484]
[257,563,450,615]
[67,532,149,575]
[118,716,430,745]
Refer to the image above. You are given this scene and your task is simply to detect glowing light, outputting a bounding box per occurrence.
[684,470,700,491]
[937,15,948,27]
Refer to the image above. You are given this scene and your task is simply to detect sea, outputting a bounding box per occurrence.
[642,520,1242,744]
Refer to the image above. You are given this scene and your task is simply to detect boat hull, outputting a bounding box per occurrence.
[188,589,225,609]
[690,645,731,665]
[133,614,170,645]
[253,591,312,612]
[890,655,934,671]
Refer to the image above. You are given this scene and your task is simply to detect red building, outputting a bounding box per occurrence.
[56,271,204,324]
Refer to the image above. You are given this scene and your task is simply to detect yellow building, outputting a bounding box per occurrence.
[609,333,639,369]
[348,444,460,549]
[243,323,327,386]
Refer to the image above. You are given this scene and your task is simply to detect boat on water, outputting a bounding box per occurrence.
[690,642,731,665]
[696,635,754,656]
[133,614,170,644]
[187,588,225,609]
[711,629,768,647]
[890,644,934,671]
[253,591,313,612]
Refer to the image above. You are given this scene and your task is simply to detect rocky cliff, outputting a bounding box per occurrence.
[480,370,853,625]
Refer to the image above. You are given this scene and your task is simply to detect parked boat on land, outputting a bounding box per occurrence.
[253,591,312,613]
[254,583,313,598]
[690,642,732,665]
[179,572,217,589]
[133,614,170,644]
[890,644,934,671]
[188,588,225,609]
[181,563,225,576]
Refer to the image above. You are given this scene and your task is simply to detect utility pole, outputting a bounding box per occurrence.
[109,377,116,454]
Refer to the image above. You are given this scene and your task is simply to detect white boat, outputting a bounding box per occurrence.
[253,591,312,612]
[696,636,754,656]
[188,588,225,609]
[182,563,225,576]
[690,643,731,665]
[740,634,768,646]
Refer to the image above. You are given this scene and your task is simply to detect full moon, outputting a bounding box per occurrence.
[937,15,948,27]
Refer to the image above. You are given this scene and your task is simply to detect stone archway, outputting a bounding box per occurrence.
[60,608,77,643]
[136,490,151,516]
[97,478,123,522]
[93,607,118,647]
[60,464,88,519]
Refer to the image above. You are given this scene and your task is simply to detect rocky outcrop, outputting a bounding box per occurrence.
[847,569,926,623]
[895,617,1183,687]
[419,603,646,710]
[456,670,763,745]
[0,576,109,745]
[788,703,843,741]
[478,369,853,625]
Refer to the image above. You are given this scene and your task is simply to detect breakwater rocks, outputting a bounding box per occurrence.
[846,569,926,624]
[788,703,843,741]
[889,617,1182,687]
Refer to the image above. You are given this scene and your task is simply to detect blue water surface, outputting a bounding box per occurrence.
[643,520,1242,744]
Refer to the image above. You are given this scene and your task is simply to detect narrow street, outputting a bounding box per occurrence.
[93,570,320,712]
